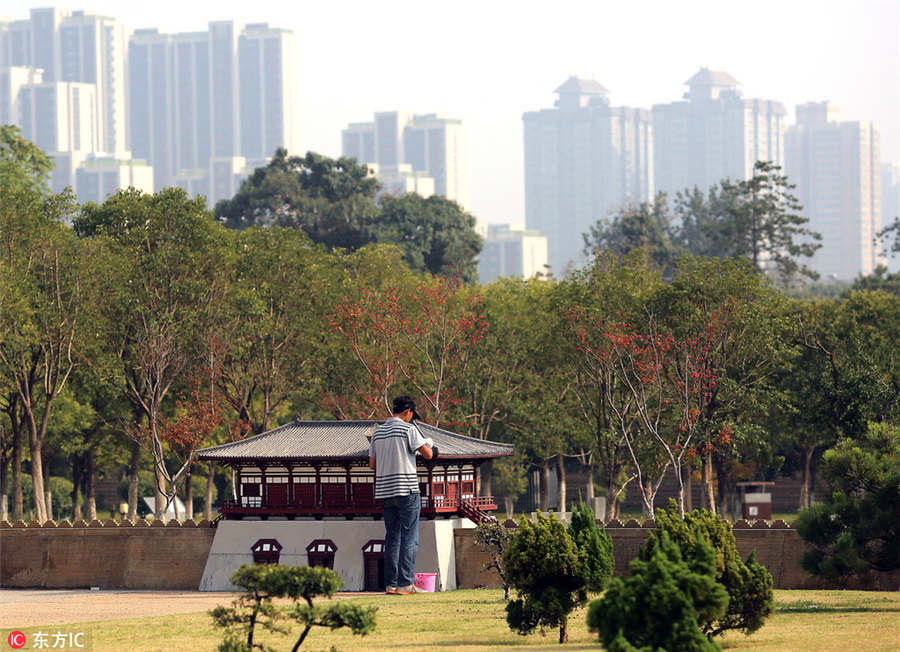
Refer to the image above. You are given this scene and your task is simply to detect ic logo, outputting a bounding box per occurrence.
[7,631,26,649]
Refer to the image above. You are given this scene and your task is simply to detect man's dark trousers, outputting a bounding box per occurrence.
[383,493,420,588]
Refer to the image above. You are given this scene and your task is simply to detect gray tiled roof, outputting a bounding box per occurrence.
[197,419,514,463]
[685,67,740,87]
[555,76,610,96]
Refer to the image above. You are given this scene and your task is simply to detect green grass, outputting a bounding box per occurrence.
[7,589,900,651]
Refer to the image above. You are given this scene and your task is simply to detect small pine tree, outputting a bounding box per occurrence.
[473,520,514,599]
[503,512,585,643]
[567,500,614,594]
[210,565,377,652]
[655,499,774,637]
[586,529,728,652]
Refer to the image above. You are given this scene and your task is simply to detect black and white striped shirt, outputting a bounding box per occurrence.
[369,417,428,500]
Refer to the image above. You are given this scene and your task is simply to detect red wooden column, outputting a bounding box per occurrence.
[260,465,267,507]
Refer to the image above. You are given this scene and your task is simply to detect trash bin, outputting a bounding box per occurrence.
[737,482,774,520]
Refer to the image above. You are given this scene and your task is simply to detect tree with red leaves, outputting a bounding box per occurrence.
[330,275,487,427]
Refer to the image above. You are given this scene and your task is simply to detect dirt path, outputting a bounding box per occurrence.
[0,589,372,628]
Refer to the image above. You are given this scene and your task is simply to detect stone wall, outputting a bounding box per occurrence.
[454,519,900,591]
[0,519,215,589]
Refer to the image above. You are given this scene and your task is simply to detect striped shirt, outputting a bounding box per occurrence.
[369,417,428,500]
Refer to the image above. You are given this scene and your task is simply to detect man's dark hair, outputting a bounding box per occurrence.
[392,395,421,421]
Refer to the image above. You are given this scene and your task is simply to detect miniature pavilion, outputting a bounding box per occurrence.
[197,419,514,522]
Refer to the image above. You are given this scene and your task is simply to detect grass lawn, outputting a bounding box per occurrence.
[10,589,899,651]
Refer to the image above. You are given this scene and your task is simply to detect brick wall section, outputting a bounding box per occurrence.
[3,519,898,591]
[0,520,215,589]
[454,520,900,591]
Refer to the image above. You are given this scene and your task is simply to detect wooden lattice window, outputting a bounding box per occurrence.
[306,539,338,569]
[251,538,282,564]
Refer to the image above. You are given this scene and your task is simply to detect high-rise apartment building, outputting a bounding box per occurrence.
[653,68,786,197]
[477,223,549,284]
[0,65,42,125]
[785,101,883,280]
[341,111,470,208]
[522,77,653,274]
[238,23,299,161]
[128,20,296,201]
[57,10,128,155]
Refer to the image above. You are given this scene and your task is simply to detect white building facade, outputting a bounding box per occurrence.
[478,223,549,284]
[522,77,653,275]
[652,68,786,198]
[341,111,470,209]
[785,102,883,280]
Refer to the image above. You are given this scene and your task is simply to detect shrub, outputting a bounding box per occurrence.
[587,529,728,652]
[210,564,376,651]
[567,500,614,594]
[655,499,774,637]
[796,423,900,580]
[503,512,584,643]
[473,520,514,599]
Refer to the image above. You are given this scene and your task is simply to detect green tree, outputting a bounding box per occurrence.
[74,187,228,520]
[0,124,53,194]
[795,423,900,579]
[655,500,774,638]
[215,149,378,250]
[503,512,585,643]
[210,564,376,652]
[371,193,482,282]
[583,194,680,275]
[717,161,821,280]
[586,530,728,652]
[567,501,614,594]
[473,519,515,599]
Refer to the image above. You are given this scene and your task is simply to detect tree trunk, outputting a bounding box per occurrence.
[0,438,8,522]
[539,461,550,512]
[800,445,815,509]
[204,463,215,521]
[27,430,47,521]
[684,464,693,512]
[86,451,97,521]
[702,451,716,515]
[605,475,621,521]
[504,495,514,519]
[185,466,194,521]
[127,439,141,520]
[154,464,166,522]
[585,456,595,502]
[71,455,82,522]
[479,459,493,497]
[556,456,567,513]
[45,490,53,521]
[559,617,568,644]
[12,421,23,521]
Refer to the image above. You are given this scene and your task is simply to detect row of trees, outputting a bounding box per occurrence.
[2,126,898,527]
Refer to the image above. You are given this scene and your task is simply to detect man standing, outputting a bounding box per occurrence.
[369,395,434,594]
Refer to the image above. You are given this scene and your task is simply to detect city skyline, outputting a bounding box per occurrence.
[2,0,897,228]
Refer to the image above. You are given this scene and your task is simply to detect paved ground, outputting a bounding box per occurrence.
[0,589,373,628]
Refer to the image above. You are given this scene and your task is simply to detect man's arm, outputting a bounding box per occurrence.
[417,444,433,460]
[369,456,376,470]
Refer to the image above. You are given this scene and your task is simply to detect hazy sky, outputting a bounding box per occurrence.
[5,0,899,225]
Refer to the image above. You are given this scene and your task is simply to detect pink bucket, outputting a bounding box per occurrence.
[414,572,437,592]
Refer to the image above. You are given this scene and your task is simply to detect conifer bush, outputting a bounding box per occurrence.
[654,499,774,637]
[503,512,585,643]
[586,530,728,652]
[567,500,614,593]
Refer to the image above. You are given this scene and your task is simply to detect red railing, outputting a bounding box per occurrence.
[219,494,499,517]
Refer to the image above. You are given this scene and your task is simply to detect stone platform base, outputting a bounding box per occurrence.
[199,518,473,591]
